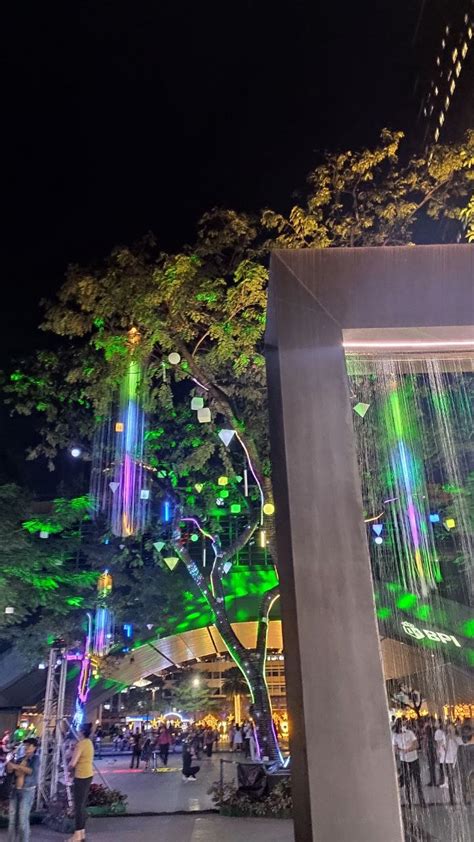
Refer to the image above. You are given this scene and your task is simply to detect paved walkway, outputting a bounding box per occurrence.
[94,749,235,813]
[1,815,295,841]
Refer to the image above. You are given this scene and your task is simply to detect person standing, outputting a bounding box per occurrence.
[424,716,439,787]
[141,737,152,771]
[435,722,461,805]
[130,729,142,769]
[157,726,171,766]
[68,723,94,842]
[233,724,243,752]
[392,719,426,808]
[7,737,39,842]
[204,727,214,758]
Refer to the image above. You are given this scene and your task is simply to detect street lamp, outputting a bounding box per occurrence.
[192,677,200,688]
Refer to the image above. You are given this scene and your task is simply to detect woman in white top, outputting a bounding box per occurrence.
[435,722,461,805]
[233,724,243,752]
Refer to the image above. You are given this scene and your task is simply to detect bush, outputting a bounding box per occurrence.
[209,778,292,818]
[87,783,127,807]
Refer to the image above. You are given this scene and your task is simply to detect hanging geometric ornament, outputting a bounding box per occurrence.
[115,422,124,432]
[163,556,180,571]
[146,623,154,630]
[218,476,229,486]
[223,561,232,575]
[153,540,166,553]
[197,407,211,423]
[168,352,181,365]
[191,397,204,410]
[195,483,204,493]
[140,489,150,500]
[263,503,275,516]
[4,606,15,614]
[230,503,241,514]
[39,531,49,539]
[353,402,370,418]
[372,523,383,536]
[109,482,120,493]
[218,429,236,447]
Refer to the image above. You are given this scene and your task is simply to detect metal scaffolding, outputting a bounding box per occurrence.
[36,646,71,810]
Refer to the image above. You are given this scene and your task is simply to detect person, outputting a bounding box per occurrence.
[233,724,243,752]
[424,716,439,787]
[182,740,200,781]
[435,721,461,805]
[141,737,152,771]
[130,729,142,769]
[157,726,171,766]
[204,727,214,758]
[7,737,39,842]
[243,721,252,758]
[248,724,258,761]
[392,719,426,808]
[68,722,94,842]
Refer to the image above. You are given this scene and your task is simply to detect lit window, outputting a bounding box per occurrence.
[445,95,450,109]
[434,127,440,141]
[455,60,462,76]
[461,42,468,57]
[423,107,427,116]
[439,111,445,126]
[452,47,458,62]
[468,27,472,39]
[430,104,434,115]
[448,69,452,80]
[450,78,456,94]
[435,85,439,95]
[436,56,441,66]
[445,25,450,35]
[442,39,446,48]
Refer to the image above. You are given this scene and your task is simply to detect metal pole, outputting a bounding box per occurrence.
[50,655,67,800]
[36,647,58,809]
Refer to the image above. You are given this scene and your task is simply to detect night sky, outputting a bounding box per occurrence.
[3,0,431,486]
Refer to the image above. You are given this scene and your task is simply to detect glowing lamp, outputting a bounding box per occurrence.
[223,561,232,574]
[218,429,235,447]
[197,407,211,423]
[372,524,383,536]
[259,529,267,548]
[5,606,15,614]
[218,476,229,486]
[70,447,81,458]
[39,531,49,539]
[140,489,150,500]
[230,504,241,514]
[429,513,440,523]
[190,533,199,542]
[168,352,181,365]
[195,483,204,493]
[444,518,456,530]
[38,662,46,670]
[191,397,204,410]
[374,536,383,545]
[115,422,124,432]
[220,489,229,498]
[192,677,200,688]
[263,503,275,516]
[216,498,225,506]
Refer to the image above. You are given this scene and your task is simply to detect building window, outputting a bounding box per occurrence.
[434,86,439,95]
[455,60,462,76]
[452,47,458,63]
[450,78,456,94]
[468,27,472,40]
[439,111,445,126]
[445,96,450,109]
[436,56,441,66]
[434,127,440,141]
[461,42,468,58]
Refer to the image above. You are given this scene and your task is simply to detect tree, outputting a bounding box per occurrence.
[3,130,473,760]
[171,677,217,719]
[222,666,249,722]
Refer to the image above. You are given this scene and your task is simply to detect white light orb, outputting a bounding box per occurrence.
[168,352,181,365]
[70,447,81,458]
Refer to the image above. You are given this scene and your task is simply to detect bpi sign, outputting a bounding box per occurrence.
[401,621,461,648]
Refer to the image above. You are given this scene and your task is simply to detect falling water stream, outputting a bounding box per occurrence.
[347,353,473,842]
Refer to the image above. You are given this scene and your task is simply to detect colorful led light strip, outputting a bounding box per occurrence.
[344,339,474,349]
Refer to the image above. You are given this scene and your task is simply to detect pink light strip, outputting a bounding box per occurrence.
[343,339,474,349]
[234,432,265,521]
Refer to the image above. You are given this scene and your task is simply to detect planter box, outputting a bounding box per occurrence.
[87,802,127,817]
[220,806,292,820]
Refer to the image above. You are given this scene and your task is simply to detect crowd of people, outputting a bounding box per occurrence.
[391,714,473,808]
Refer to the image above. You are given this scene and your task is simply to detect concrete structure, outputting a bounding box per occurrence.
[265,245,473,842]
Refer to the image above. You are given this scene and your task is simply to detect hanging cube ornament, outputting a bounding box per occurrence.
[197,407,211,423]
[230,503,241,514]
[4,606,15,615]
[191,397,204,410]
[223,561,232,575]
[115,422,124,432]
[353,402,370,418]
[140,489,150,500]
[39,531,49,539]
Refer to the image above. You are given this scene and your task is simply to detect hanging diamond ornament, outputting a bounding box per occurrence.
[353,402,370,418]
[218,429,236,447]
[153,541,165,552]
[109,482,120,493]
[163,556,180,571]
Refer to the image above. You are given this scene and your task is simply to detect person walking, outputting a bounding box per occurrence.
[435,722,462,805]
[130,730,142,770]
[157,726,171,766]
[7,737,39,842]
[182,741,200,781]
[392,719,426,808]
[68,722,94,842]
[204,727,214,758]
[141,737,152,771]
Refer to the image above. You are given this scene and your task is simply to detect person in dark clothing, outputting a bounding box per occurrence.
[182,741,200,781]
[157,726,171,766]
[130,730,142,769]
[424,717,439,787]
[7,737,39,842]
